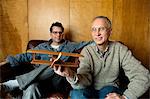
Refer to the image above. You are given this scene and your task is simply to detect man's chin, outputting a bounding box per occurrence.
[95,41,103,45]
[95,40,109,46]
[56,39,63,43]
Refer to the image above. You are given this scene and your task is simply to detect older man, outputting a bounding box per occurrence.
[54,16,150,99]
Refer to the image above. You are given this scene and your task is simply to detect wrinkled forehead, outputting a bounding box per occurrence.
[52,26,63,31]
[92,18,110,28]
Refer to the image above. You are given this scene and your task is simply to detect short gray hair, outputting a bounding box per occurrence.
[93,16,112,28]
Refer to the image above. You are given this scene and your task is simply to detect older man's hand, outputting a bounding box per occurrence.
[53,66,74,78]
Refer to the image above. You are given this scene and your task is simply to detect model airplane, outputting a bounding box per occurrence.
[27,49,83,68]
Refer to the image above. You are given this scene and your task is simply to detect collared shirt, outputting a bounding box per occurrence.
[95,43,110,59]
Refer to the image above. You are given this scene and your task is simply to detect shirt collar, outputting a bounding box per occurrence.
[45,39,67,51]
[95,41,112,57]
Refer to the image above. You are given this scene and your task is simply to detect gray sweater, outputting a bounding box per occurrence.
[67,41,150,99]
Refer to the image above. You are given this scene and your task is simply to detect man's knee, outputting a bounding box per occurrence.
[23,83,41,99]
[70,89,85,99]
[25,83,39,91]
[70,88,94,99]
[98,86,122,98]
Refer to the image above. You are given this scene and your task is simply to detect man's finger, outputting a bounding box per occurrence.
[58,66,61,71]
[53,66,58,71]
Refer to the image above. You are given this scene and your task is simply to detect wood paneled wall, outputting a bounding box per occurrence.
[0,0,150,69]
[28,0,70,40]
[112,0,150,69]
[0,0,28,61]
[69,0,113,41]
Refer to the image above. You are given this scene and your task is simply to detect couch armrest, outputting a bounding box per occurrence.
[0,61,14,82]
[27,40,48,50]
[0,61,34,83]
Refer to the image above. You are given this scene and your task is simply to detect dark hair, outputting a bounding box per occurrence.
[49,22,64,33]
[93,16,111,28]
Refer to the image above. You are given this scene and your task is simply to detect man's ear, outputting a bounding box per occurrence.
[49,33,52,38]
[109,28,112,35]
[62,33,65,39]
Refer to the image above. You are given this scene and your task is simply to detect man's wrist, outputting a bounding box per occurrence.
[66,72,78,84]
[66,71,76,80]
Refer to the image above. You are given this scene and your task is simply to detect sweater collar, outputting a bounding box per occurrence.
[95,41,112,57]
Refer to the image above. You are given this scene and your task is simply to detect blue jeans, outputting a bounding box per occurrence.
[70,86,123,99]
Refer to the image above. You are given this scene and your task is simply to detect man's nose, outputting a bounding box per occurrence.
[56,33,62,36]
[95,30,102,36]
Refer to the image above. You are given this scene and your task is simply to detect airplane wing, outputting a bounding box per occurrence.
[27,49,83,57]
[27,49,82,67]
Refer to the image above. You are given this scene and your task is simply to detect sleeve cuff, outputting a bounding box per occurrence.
[66,73,78,85]
[123,95,129,99]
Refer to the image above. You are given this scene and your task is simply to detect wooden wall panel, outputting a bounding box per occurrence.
[112,0,150,69]
[70,0,113,42]
[0,0,28,61]
[28,0,70,40]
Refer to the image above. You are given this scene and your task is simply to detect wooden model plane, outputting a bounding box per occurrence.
[27,49,83,68]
